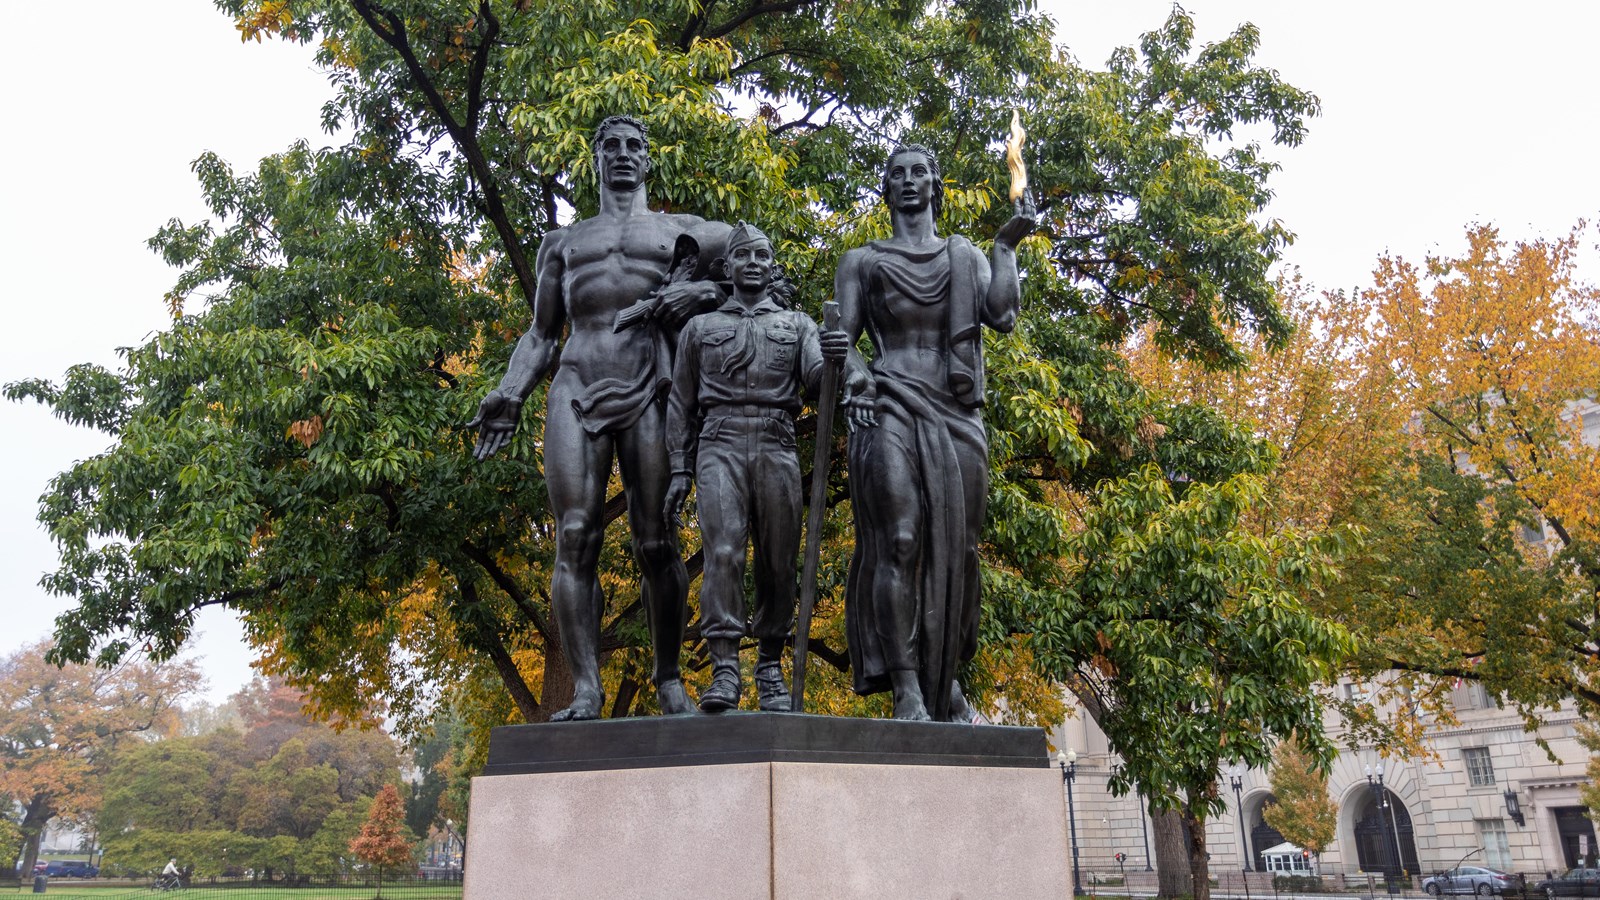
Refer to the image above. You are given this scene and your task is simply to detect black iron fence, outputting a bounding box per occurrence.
[1064,863,1595,900]
[7,871,464,900]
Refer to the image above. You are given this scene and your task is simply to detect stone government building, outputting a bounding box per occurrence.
[1051,684,1594,883]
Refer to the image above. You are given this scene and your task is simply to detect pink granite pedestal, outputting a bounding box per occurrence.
[462,715,1070,900]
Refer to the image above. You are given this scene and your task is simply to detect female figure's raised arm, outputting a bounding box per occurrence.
[981,196,1037,333]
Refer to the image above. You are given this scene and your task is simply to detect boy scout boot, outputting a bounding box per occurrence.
[698,639,742,712]
[754,638,791,712]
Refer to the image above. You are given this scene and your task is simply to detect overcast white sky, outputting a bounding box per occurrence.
[3,2,1596,704]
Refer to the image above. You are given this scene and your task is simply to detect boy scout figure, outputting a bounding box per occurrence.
[664,222,845,711]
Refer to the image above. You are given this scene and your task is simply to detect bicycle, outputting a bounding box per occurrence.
[151,873,182,892]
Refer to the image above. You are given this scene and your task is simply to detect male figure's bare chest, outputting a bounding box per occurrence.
[562,217,681,272]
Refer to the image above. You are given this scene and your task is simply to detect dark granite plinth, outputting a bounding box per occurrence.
[482,712,1047,776]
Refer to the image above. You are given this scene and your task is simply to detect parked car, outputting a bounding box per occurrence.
[1534,868,1600,898]
[1424,866,1518,896]
[42,860,98,878]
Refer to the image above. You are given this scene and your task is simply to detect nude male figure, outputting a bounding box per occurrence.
[470,115,730,720]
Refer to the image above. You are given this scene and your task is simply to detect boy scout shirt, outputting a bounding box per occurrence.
[666,296,827,474]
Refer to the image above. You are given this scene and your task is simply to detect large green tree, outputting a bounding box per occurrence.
[10,6,1340,893]
[1029,467,1352,899]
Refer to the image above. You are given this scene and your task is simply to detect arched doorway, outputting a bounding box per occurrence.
[1251,794,1286,872]
[1354,787,1420,877]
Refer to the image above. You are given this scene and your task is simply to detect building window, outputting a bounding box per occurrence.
[1343,681,1369,702]
[1470,682,1492,709]
[1453,680,1493,710]
[1478,818,1512,870]
[1464,747,1496,787]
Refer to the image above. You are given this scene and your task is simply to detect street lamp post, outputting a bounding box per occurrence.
[1230,765,1252,872]
[1060,750,1084,898]
[1137,788,1154,871]
[443,819,462,869]
[1366,763,1400,895]
[1117,762,1155,872]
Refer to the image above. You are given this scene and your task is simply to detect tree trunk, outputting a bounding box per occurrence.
[536,614,573,723]
[17,796,51,879]
[1073,683,1194,898]
[1182,802,1212,900]
[1153,807,1195,898]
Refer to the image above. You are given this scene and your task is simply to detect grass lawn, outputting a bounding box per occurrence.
[4,885,462,900]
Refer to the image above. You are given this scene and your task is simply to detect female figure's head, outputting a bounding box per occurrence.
[881,143,944,222]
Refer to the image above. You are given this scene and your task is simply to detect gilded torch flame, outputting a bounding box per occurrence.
[1004,110,1028,201]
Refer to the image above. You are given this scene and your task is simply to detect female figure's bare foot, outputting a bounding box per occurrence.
[549,690,603,721]
[949,681,988,724]
[890,670,932,721]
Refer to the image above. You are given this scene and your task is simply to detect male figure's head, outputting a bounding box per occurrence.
[725,221,776,301]
[593,115,651,192]
[882,143,944,221]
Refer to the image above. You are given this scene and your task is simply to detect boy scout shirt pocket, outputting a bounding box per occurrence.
[701,324,738,369]
[702,325,738,346]
[765,321,797,369]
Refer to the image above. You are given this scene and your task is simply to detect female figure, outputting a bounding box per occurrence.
[834,144,1035,721]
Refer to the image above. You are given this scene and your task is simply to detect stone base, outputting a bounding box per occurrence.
[463,714,1070,900]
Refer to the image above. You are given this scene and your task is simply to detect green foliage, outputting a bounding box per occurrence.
[99,738,237,834]
[302,800,372,874]
[1335,454,1580,712]
[101,830,274,878]
[95,682,400,876]
[1274,875,1327,893]
[1022,11,1317,366]
[1033,468,1352,812]
[1026,466,1353,894]
[10,1,1331,812]
[403,714,461,838]
[0,816,20,870]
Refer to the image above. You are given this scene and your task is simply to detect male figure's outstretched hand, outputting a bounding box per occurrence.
[467,389,523,461]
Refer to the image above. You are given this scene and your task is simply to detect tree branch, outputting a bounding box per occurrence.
[455,578,541,721]
[704,0,823,40]
[348,0,538,308]
[804,637,850,673]
[465,2,497,132]
[460,541,552,643]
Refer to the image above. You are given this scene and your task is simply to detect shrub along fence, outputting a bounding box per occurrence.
[11,871,463,900]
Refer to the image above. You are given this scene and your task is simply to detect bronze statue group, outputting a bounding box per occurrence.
[470,115,1036,723]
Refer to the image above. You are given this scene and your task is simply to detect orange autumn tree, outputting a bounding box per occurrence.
[0,641,200,875]
[1133,222,1600,728]
[1331,223,1600,720]
[349,783,415,896]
